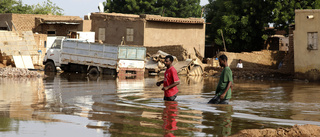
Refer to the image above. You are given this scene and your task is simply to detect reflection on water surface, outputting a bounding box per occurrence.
[1,73,320,136]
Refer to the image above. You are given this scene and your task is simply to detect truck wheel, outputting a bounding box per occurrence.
[88,67,99,75]
[45,62,57,72]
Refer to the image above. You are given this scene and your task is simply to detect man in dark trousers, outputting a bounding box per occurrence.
[208,54,233,104]
[156,55,180,101]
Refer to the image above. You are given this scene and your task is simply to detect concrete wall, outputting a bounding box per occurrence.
[294,10,320,81]
[91,14,144,45]
[144,21,205,57]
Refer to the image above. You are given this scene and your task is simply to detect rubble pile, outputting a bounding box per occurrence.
[145,50,204,76]
[0,67,41,77]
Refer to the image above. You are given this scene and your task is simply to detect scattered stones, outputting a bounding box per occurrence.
[0,67,41,77]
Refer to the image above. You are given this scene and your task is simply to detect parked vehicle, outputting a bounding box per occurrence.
[43,38,146,76]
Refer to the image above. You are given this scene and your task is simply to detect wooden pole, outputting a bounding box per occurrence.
[220,30,227,52]
[201,8,204,18]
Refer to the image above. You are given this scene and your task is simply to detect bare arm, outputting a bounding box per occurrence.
[156,80,164,86]
[220,81,232,100]
[162,81,180,91]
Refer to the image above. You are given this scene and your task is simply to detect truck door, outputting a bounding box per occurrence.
[47,39,62,66]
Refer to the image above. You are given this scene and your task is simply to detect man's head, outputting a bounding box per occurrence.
[239,59,242,63]
[165,55,174,68]
[219,54,228,67]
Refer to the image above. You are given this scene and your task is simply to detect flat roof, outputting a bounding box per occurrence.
[91,12,204,24]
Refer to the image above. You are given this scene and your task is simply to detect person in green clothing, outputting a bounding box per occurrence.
[208,54,233,104]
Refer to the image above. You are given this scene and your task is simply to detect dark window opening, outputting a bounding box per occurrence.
[47,31,56,35]
[0,27,8,30]
[126,70,136,74]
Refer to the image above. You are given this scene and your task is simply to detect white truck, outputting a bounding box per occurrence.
[43,38,146,76]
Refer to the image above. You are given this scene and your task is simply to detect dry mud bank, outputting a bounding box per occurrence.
[231,124,320,137]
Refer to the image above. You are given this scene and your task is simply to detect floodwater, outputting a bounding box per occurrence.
[1,73,320,137]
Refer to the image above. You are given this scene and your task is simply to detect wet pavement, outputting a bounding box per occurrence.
[0,73,320,136]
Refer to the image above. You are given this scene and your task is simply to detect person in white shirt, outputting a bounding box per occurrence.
[236,59,243,68]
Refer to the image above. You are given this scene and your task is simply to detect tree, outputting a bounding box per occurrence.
[104,0,202,18]
[205,0,272,52]
[31,0,64,15]
[205,0,320,52]
[272,0,320,31]
[0,0,63,15]
[0,0,33,14]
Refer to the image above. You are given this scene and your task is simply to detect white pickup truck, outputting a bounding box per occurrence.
[43,38,146,76]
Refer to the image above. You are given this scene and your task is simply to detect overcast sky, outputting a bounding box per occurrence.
[23,0,209,17]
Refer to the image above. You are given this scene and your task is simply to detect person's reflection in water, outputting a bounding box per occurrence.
[217,105,233,136]
[162,101,178,137]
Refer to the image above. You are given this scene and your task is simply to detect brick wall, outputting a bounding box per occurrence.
[145,45,188,61]
[7,14,83,34]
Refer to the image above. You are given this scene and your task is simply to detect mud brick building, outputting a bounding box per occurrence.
[294,10,320,81]
[0,13,91,36]
[90,13,205,58]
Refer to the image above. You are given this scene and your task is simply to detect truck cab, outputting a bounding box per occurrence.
[43,38,88,72]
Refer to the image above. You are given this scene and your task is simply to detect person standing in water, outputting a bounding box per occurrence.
[208,55,233,104]
[156,55,180,101]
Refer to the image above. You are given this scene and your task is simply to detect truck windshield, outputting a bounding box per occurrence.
[51,39,62,49]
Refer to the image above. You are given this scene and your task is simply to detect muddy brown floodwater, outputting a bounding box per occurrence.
[0,72,320,137]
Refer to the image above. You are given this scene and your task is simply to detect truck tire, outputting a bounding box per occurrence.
[45,62,57,72]
[88,67,99,75]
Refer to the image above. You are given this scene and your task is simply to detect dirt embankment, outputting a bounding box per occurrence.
[204,67,293,80]
[231,124,320,137]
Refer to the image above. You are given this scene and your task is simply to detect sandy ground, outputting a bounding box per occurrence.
[231,124,320,137]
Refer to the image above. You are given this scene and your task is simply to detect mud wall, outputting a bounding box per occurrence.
[294,10,320,81]
[90,13,144,45]
[0,14,13,30]
[218,50,286,69]
[33,34,47,65]
[144,21,205,57]
[81,20,92,32]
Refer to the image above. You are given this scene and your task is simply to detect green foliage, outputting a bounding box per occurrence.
[0,0,63,15]
[104,0,201,18]
[0,0,32,14]
[205,0,320,52]
[31,0,63,15]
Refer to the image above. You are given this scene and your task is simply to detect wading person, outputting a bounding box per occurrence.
[156,55,180,101]
[208,55,233,104]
